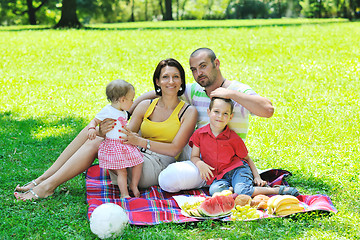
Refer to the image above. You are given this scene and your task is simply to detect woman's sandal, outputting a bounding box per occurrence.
[15,180,38,192]
[276,185,300,197]
[14,189,40,201]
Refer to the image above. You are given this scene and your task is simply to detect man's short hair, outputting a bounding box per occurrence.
[190,48,217,65]
[209,97,234,114]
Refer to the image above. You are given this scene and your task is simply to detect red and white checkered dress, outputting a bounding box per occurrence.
[98,138,144,169]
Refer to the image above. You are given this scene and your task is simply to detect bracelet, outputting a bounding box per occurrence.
[88,127,96,130]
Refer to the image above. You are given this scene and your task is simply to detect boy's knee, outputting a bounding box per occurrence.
[234,182,254,196]
[209,183,230,196]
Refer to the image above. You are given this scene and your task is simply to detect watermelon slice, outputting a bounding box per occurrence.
[197,195,235,217]
[217,195,235,213]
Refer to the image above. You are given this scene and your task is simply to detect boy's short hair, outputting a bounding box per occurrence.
[209,97,234,113]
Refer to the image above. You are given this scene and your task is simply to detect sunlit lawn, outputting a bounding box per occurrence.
[1,19,359,239]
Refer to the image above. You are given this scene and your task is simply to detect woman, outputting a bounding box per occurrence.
[14,58,198,200]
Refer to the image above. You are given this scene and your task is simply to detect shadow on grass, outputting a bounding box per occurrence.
[0,19,349,32]
[253,156,336,197]
[0,111,87,183]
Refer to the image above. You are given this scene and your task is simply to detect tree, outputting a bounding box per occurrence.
[164,0,173,20]
[54,0,82,28]
[130,0,135,21]
[12,0,49,25]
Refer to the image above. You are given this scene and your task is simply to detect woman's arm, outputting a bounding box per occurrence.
[125,101,198,157]
[127,100,151,133]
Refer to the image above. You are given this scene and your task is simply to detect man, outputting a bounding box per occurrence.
[183,48,273,140]
[133,48,274,192]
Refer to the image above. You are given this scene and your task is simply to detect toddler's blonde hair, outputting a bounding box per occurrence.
[106,79,134,102]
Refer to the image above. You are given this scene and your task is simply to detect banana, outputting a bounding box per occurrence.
[267,195,281,214]
[187,209,201,217]
[267,195,304,216]
[275,203,304,214]
[272,195,299,209]
[271,195,299,213]
[275,203,305,216]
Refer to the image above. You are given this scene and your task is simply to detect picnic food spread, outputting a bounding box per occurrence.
[181,189,305,220]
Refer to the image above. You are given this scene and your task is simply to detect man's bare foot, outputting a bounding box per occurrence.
[15,180,39,192]
[130,184,140,198]
[121,195,131,199]
[14,185,54,201]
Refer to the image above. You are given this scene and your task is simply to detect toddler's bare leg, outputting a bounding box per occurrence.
[114,169,130,199]
[129,163,143,198]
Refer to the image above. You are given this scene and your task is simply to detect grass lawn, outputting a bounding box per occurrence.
[1,18,359,239]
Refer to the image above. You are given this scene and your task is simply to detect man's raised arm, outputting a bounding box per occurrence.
[210,88,274,118]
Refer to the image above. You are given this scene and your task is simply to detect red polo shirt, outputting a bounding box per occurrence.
[189,124,248,185]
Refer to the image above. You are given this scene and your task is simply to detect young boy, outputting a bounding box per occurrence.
[189,97,299,197]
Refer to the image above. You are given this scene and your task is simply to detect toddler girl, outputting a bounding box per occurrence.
[87,79,143,198]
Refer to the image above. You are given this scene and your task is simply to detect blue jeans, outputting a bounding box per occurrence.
[209,162,254,196]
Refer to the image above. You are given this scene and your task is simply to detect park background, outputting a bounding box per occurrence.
[0,1,359,238]
[1,0,360,27]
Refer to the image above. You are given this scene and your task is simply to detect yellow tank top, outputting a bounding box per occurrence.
[140,98,185,143]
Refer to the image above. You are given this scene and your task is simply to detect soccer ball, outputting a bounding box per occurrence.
[90,203,129,239]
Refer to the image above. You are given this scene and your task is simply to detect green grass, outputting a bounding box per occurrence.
[1,19,359,239]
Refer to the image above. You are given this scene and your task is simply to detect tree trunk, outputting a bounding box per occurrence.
[164,0,173,20]
[176,0,179,20]
[26,0,37,25]
[54,0,82,28]
[159,0,164,18]
[278,0,282,17]
[318,0,322,18]
[145,0,148,21]
[130,0,135,22]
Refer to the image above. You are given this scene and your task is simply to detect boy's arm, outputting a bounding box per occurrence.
[191,145,215,181]
[243,155,267,186]
[88,118,102,140]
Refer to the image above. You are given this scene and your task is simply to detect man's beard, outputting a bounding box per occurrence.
[197,75,216,88]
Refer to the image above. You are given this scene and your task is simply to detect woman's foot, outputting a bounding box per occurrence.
[14,185,54,201]
[15,180,39,192]
[121,195,131,199]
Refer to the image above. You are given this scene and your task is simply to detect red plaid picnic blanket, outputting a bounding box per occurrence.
[86,164,337,225]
